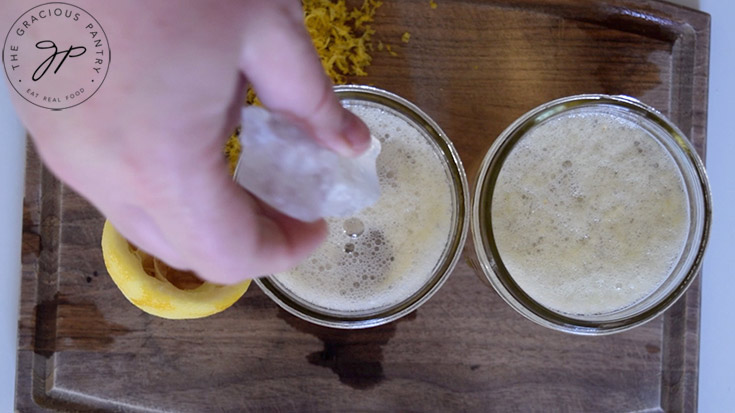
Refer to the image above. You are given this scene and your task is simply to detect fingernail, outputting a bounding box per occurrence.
[340,110,371,156]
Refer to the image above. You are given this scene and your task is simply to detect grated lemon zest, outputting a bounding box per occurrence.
[226,0,383,171]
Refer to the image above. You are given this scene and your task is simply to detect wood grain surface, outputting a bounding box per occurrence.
[15,0,710,411]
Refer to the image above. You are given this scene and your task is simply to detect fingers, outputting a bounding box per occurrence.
[12,1,347,286]
[143,149,327,284]
[238,1,371,157]
[106,204,187,270]
[104,161,327,285]
[252,203,329,275]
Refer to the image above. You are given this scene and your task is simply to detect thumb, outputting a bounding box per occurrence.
[238,2,371,157]
[151,155,328,284]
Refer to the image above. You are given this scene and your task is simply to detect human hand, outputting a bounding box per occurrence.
[6,0,371,284]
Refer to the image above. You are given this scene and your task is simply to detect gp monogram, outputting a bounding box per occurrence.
[3,2,110,110]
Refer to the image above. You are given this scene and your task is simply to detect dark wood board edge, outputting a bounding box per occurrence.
[16,141,61,412]
[659,5,710,413]
[14,1,712,411]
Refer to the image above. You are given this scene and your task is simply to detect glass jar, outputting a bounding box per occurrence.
[468,94,711,335]
[256,85,469,329]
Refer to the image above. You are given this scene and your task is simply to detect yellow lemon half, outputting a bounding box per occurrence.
[101,220,250,319]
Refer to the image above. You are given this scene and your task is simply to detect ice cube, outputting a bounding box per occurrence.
[234,106,381,222]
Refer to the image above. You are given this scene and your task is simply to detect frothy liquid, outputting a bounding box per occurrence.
[271,102,455,315]
[491,110,689,315]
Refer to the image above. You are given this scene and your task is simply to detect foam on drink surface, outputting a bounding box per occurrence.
[271,102,454,314]
[491,110,689,315]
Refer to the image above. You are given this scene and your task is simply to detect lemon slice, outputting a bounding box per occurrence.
[101,220,250,319]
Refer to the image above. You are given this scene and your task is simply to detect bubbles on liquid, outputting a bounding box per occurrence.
[317,228,399,305]
[271,102,455,313]
[491,111,691,315]
[343,218,365,238]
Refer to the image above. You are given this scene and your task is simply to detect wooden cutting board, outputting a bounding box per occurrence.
[16,0,709,411]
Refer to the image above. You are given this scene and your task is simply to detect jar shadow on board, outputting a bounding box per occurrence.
[466,94,711,335]
[254,85,469,329]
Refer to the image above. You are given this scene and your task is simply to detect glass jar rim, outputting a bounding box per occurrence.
[471,94,712,335]
[256,85,470,329]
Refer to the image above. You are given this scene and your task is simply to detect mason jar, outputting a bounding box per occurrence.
[468,94,711,335]
[256,85,469,329]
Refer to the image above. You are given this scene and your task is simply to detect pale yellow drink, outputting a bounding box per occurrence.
[491,110,690,315]
[271,102,455,314]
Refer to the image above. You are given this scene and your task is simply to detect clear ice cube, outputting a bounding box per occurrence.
[234,106,381,222]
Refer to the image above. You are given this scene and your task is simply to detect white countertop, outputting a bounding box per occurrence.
[0,63,25,411]
[1,0,733,410]
[691,0,735,410]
